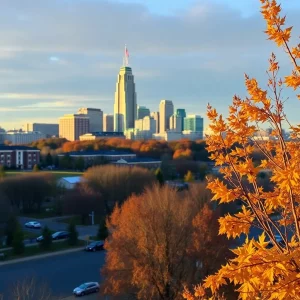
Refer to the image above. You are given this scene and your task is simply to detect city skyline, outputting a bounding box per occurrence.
[0,0,300,130]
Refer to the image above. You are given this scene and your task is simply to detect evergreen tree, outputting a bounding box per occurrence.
[155,168,164,186]
[97,218,108,241]
[40,226,52,250]
[0,165,5,178]
[184,170,195,183]
[5,215,18,246]
[12,224,24,255]
[68,222,78,246]
[46,153,53,166]
[33,164,40,172]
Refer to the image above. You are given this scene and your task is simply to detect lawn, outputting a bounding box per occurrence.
[0,240,85,261]
[5,170,83,180]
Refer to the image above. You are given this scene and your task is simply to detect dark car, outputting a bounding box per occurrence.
[73,282,99,296]
[36,231,69,242]
[85,241,104,252]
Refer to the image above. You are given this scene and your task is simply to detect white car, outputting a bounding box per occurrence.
[73,282,99,297]
[25,221,41,229]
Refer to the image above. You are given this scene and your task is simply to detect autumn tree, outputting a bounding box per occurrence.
[101,184,230,299]
[155,168,164,186]
[82,165,156,214]
[187,1,300,299]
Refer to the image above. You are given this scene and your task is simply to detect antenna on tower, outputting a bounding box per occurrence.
[124,44,129,66]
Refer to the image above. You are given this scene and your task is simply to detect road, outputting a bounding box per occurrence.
[19,216,98,239]
[0,249,105,299]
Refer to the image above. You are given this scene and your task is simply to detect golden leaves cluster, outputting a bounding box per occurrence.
[184,1,300,299]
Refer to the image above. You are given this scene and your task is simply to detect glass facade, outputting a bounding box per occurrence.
[184,115,204,132]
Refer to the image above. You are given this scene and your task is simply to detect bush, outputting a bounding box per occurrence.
[154,168,164,186]
[97,218,108,241]
[40,226,52,250]
[12,224,24,255]
[33,164,40,172]
[68,222,78,246]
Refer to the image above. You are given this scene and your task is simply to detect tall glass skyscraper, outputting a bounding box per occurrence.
[176,108,186,131]
[184,115,204,132]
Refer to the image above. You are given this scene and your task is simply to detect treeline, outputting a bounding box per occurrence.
[28,137,210,161]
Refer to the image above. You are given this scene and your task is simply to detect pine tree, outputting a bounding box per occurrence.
[97,218,108,241]
[68,222,78,246]
[155,168,164,186]
[5,215,18,247]
[12,224,24,255]
[40,226,52,250]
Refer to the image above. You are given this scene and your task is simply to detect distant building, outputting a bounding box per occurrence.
[159,100,174,134]
[0,145,40,169]
[79,132,125,141]
[114,55,137,132]
[59,114,89,141]
[58,150,136,163]
[103,114,114,132]
[134,119,144,131]
[130,116,156,140]
[184,115,204,132]
[150,112,160,134]
[153,131,182,141]
[77,108,103,132]
[57,176,82,189]
[176,109,186,130]
[23,123,59,137]
[182,130,203,140]
[113,157,161,169]
[3,131,46,145]
[137,106,150,120]
[169,114,183,132]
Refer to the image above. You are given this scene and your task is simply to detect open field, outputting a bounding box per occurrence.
[5,170,83,179]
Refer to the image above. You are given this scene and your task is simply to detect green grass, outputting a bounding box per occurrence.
[5,170,83,180]
[0,240,85,261]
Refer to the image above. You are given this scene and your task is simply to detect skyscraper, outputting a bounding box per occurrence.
[176,108,186,131]
[59,114,89,141]
[151,112,160,134]
[103,114,114,132]
[184,115,204,132]
[137,106,150,120]
[114,46,137,132]
[77,108,103,132]
[169,114,183,132]
[159,100,174,134]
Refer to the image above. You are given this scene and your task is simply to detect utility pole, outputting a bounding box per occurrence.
[89,211,94,225]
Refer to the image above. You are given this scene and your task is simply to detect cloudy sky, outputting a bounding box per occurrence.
[0,0,300,130]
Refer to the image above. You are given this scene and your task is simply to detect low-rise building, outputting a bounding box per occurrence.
[153,131,183,141]
[57,176,82,189]
[113,157,161,169]
[0,145,40,169]
[58,150,137,165]
[2,131,46,145]
[79,132,125,141]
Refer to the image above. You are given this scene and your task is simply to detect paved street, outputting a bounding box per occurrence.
[0,249,105,299]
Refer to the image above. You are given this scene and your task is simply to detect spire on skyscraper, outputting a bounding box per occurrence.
[123,45,129,67]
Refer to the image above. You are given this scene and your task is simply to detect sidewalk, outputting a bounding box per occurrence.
[0,247,83,267]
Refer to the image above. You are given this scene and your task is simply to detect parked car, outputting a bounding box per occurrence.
[25,221,41,229]
[85,241,104,252]
[73,282,99,297]
[36,231,69,242]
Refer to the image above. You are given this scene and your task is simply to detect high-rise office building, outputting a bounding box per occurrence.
[77,108,103,132]
[137,106,150,120]
[59,114,89,141]
[184,115,204,132]
[103,114,114,132]
[114,47,137,132]
[176,109,186,131]
[23,123,59,137]
[169,114,183,132]
[159,100,174,134]
[151,112,160,134]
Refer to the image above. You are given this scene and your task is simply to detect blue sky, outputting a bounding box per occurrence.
[0,0,300,130]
